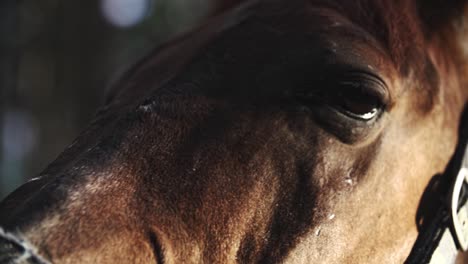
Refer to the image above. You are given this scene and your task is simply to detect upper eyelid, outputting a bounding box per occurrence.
[330,71,390,105]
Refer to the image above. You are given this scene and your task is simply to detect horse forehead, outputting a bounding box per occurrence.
[110,0,430,108]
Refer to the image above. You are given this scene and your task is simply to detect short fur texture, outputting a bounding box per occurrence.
[0,0,467,263]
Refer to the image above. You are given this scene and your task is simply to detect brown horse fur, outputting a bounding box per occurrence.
[1,0,468,263]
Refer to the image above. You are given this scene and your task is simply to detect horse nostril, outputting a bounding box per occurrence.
[0,231,47,264]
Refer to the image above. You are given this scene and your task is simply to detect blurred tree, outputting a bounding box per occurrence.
[0,0,215,199]
[0,0,20,197]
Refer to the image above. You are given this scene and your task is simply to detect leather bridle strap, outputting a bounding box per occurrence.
[405,108,468,264]
[429,166,467,264]
[405,169,467,264]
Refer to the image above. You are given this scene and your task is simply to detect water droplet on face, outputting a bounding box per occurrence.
[328,214,335,220]
[330,21,342,28]
[319,177,325,187]
[344,169,354,186]
[344,178,353,185]
[138,102,155,113]
[315,227,321,236]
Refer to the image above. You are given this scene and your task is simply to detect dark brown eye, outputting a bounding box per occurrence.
[294,76,386,122]
[326,82,382,121]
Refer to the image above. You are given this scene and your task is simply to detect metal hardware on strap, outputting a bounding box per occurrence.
[405,109,468,264]
[429,229,458,264]
[450,165,468,251]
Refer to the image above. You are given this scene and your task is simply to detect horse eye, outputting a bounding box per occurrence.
[328,84,383,121]
[294,77,385,122]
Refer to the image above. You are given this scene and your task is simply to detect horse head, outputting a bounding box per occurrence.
[1,0,467,263]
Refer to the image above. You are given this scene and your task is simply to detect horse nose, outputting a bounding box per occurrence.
[0,230,48,264]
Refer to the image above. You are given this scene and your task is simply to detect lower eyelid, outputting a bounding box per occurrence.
[308,104,385,145]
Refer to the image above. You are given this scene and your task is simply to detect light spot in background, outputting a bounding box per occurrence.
[100,0,152,28]
[2,110,38,161]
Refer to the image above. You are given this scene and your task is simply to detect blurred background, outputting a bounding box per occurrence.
[0,0,217,199]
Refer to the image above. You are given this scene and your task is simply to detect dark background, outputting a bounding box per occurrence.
[0,0,215,199]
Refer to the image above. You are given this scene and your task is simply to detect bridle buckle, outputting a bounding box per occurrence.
[450,167,468,251]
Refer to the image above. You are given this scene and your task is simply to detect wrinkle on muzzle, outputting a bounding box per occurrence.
[0,228,49,264]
